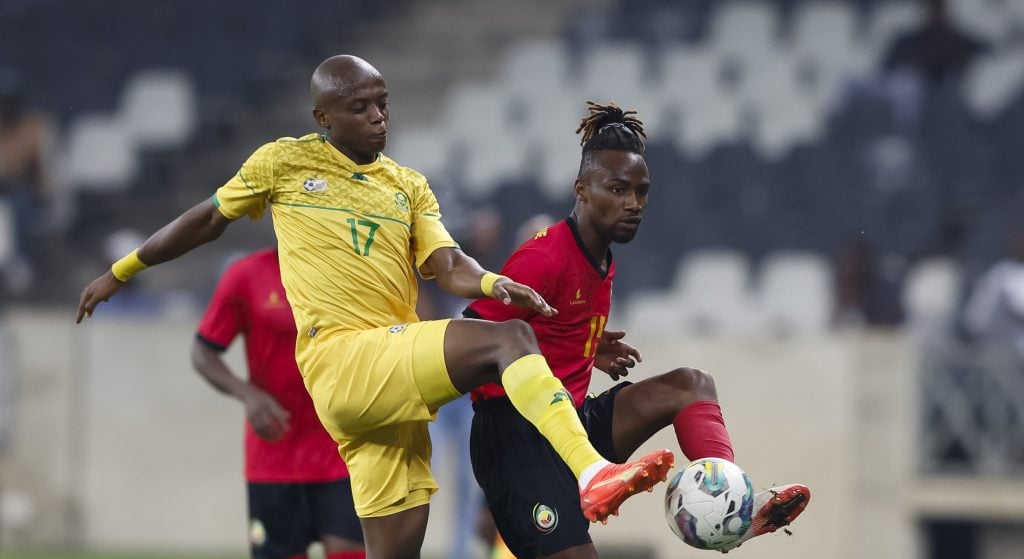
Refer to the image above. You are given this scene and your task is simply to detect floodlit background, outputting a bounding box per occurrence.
[2,0,1024,558]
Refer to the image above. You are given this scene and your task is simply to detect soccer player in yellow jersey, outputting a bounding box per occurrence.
[75,55,674,558]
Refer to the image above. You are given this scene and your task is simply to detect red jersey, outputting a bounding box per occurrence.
[467,218,614,406]
[196,248,348,483]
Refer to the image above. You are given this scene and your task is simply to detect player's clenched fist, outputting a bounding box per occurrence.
[491,277,558,317]
[75,271,124,323]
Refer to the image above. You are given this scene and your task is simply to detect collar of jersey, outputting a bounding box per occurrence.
[322,135,382,173]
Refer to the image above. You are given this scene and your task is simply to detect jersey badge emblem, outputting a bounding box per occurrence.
[303,178,328,193]
[389,324,407,334]
[394,192,410,212]
[532,503,558,533]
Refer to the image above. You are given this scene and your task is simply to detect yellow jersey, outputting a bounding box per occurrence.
[214,133,458,362]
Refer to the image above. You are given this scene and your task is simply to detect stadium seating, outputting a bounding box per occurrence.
[755,251,833,336]
[66,115,138,191]
[121,70,197,149]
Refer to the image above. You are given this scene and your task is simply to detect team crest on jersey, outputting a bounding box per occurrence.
[248,519,267,546]
[303,177,328,193]
[394,192,410,212]
[532,503,558,533]
[534,227,549,239]
[389,324,407,334]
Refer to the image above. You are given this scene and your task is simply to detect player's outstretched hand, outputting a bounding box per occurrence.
[242,385,291,442]
[595,330,642,381]
[491,278,557,317]
[75,271,125,323]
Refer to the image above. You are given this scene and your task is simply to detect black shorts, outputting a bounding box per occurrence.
[470,383,630,558]
[247,478,363,559]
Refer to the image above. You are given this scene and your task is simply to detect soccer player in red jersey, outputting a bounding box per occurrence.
[192,247,364,559]
[466,102,810,558]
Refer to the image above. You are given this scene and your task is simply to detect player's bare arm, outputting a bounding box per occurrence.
[191,340,291,441]
[75,198,232,323]
[594,329,643,381]
[426,246,557,316]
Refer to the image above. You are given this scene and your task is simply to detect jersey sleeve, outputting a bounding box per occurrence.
[213,142,278,221]
[466,247,556,323]
[408,172,459,279]
[196,261,247,350]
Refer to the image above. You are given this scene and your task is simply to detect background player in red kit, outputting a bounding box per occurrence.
[466,103,810,558]
[192,247,364,559]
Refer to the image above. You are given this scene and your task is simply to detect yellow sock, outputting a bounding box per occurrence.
[502,354,604,478]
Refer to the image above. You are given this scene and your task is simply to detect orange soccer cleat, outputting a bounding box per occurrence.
[580,448,675,523]
[719,483,811,553]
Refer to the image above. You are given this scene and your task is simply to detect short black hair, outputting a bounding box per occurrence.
[576,101,646,178]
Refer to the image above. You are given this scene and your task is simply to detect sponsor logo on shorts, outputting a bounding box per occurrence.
[303,177,328,193]
[550,389,571,405]
[248,518,267,546]
[532,503,558,534]
[389,324,407,334]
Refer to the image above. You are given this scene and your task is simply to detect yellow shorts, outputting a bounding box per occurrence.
[302,319,460,517]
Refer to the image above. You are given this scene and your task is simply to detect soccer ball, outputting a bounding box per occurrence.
[664,457,755,550]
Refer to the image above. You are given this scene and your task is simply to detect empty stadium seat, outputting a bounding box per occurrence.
[949,0,1013,44]
[755,251,833,336]
[498,39,570,98]
[120,70,196,149]
[737,53,823,159]
[668,249,756,334]
[658,46,742,156]
[963,49,1024,119]
[790,1,867,99]
[440,82,512,142]
[903,257,962,326]
[708,1,779,61]
[385,124,451,183]
[66,114,138,190]
[576,44,666,139]
[865,1,924,55]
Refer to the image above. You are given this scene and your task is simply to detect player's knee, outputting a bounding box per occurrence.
[664,367,718,402]
[497,318,539,353]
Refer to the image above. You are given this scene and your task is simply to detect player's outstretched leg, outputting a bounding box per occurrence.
[719,483,811,553]
[579,447,674,523]
[439,319,675,524]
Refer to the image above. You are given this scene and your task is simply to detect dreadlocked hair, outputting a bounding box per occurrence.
[575,101,646,154]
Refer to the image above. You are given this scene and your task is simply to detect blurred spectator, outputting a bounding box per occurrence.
[881,0,986,86]
[833,238,906,328]
[0,68,54,293]
[962,230,1024,356]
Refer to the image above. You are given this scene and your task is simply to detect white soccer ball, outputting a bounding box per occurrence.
[664,457,755,550]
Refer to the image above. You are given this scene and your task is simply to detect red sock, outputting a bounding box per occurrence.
[326,551,366,559]
[672,400,735,462]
